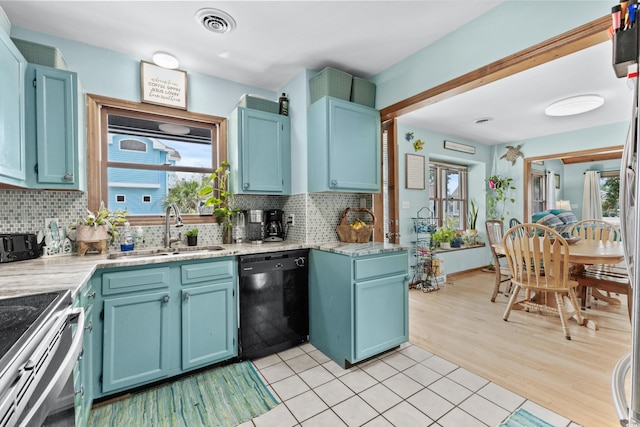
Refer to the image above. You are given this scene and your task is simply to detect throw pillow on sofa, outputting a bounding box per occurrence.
[550,209,578,226]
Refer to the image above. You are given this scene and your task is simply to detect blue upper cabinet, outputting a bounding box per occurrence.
[0,27,26,186]
[308,97,381,193]
[228,107,291,194]
[25,64,83,190]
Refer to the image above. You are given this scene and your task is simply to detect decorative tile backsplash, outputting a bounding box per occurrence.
[0,190,373,249]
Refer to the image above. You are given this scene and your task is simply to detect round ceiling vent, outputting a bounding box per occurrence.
[195,8,236,34]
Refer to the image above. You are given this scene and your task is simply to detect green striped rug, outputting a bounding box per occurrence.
[499,408,554,427]
[88,361,278,427]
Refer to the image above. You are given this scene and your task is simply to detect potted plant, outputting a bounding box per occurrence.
[467,199,479,234]
[486,175,516,221]
[185,228,198,246]
[199,161,238,244]
[72,202,128,255]
[431,216,457,249]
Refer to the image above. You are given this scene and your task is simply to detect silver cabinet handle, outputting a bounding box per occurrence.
[74,384,85,399]
[243,183,250,189]
[162,294,170,303]
[63,173,74,181]
[85,290,96,299]
[183,292,190,301]
[85,320,93,333]
[330,179,338,187]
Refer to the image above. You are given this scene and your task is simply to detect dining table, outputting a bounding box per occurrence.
[492,238,626,329]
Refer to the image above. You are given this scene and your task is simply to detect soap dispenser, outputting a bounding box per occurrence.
[120,221,134,252]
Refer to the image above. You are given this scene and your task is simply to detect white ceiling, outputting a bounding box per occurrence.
[397,41,634,145]
[0,1,629,146]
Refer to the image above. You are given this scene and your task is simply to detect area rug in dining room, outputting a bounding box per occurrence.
[87,361,278,427]
[499,408,554,427]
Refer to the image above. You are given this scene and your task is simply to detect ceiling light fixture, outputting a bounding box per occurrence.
[544,95,604,117]
[159,123,191,135]
[152,52,179,69]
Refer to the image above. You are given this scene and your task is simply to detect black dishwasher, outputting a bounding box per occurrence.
[238,249,309,360]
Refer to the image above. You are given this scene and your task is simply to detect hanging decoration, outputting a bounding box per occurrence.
[405,131,424,151]
[500,144,524,166]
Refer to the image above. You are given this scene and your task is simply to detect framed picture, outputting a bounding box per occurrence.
[554,174,560,189]
[140,61,188,110]
[406,154,425,189]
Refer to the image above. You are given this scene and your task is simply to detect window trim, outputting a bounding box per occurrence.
[86,94,227,226]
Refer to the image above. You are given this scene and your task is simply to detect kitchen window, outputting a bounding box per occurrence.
[86,94,227,225]
[429,161,468,230]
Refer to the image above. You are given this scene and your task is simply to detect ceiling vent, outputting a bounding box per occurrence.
[195,8,236,34]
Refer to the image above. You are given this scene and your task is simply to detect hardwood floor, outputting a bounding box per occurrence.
[409,270,632,427]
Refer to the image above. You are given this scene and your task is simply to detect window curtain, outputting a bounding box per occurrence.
[546,171,556,210]
[582,171,602,219]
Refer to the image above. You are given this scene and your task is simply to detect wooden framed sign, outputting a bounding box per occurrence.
[406,153,425,189]
[140,61,188,110]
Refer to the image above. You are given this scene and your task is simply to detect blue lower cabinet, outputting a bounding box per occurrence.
[95,257,237,398]
[73,286,94,427]
[354,275,408,360]
[309,249,409,368]
[102,290,172,393]
[181,281,236,370]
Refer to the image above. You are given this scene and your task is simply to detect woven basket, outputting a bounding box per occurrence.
[336,208,376,243]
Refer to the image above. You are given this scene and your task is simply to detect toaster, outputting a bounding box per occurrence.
[0,233,41,263]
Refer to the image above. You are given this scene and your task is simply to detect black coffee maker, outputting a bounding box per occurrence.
[264,209,285,241]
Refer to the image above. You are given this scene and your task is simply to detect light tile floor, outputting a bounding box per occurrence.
[239,342,581,427]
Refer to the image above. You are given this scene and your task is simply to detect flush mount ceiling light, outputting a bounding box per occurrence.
[195,8,237,34]
[159,123,191,135]
[152,52,179,69]
[544,95,604,117]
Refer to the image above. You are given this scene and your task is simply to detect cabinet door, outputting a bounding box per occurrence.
[328,99,380,192]
[30,66,78,187]
[74,304,93,427]
[239,108,290,193]
[353,274,408,361]
[0,31,26,185]
[181,281,236,370]
[102,291,171,393]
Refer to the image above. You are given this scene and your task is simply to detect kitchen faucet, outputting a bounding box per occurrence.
[164,203,184,248]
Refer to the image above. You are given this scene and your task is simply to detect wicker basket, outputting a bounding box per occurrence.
[336,208,376,243]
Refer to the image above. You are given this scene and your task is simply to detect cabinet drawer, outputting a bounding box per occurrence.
[181,260,234,285]
[102,267,170,295]
[353,252,407,281]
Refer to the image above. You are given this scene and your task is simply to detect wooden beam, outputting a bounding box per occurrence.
[380,16,610,122]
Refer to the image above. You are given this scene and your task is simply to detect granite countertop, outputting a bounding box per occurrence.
[0,241,408,299]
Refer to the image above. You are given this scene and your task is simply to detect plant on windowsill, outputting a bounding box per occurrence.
[486,175,516,221]
[467,198,479,233]
[431,216,457,249]
[199,161,239,244]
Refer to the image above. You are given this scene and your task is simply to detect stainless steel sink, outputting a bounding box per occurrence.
[106,245,225,260]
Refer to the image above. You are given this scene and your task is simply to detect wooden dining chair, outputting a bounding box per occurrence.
[485,220,511,302]
[568,219,631,320]
[502,223,584,340]
[569,219,620,242]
